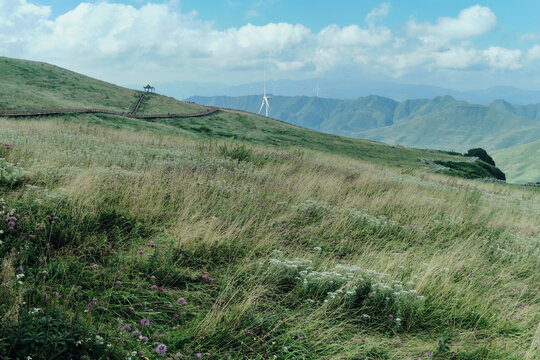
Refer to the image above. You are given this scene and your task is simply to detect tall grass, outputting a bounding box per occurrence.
[0,118,538,359]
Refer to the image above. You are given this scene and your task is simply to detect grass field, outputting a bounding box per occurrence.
[0,58,538,359]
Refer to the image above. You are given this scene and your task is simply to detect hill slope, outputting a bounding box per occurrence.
[189,95,540,152]
[1,58,538,360]
[493,140,540,184]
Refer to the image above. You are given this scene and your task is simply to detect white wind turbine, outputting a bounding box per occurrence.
[258,71,271,117]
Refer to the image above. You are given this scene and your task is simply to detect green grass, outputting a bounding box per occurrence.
[0,58,538,360]
[493,140,540,184]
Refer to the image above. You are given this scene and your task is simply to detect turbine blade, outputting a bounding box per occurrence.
[258,100,265,113]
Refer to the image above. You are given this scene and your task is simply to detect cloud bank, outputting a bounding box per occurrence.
[1,1,539,85]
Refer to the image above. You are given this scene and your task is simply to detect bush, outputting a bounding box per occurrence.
[0,307,123,359]
[464,148,496,166]
[218,142,253,162]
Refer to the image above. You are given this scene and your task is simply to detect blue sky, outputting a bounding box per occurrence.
[3,0,540,90]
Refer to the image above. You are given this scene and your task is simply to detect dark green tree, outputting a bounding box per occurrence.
[464,148,496,166]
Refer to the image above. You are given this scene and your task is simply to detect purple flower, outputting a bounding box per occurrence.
[148,241,156,248]
[151,285,158,291]
[77,285,82,290]
[177,298,186,306]
[129,306,134,311]
[52,291,59,297]
[159,287,165,292]
[149,308,154,312]
[134,259,139,263]
[141,336,149,344]
[138,250,144,255]
[195,353,202,359]
[389,314,394,321]
[151,275,156,279]
[17,267,24,273]
[140,318,150,326]
[9,216,17,221]
[396,339,402,346]
[133,330,141,337]
[156,343,168,355]
[116,280,122,285]
[121,325,132,331]
[91,264,99,270]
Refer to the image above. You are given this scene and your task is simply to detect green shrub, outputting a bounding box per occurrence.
[218,142,253,162]
[0,158,28,187]
[464,148,496,166]
[0,307,122,360]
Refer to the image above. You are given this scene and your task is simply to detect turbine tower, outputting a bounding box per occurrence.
[258,71,271,117]
[314,80,321,97]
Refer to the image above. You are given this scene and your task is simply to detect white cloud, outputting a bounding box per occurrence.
[433,47,481,69]
[317,24,392,47]
[365,3,390,24]
[483,46,522,69]
[409,5,496,46]
[527,45,540,60]
[0,1,534,84]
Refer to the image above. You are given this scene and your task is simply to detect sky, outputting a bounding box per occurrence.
[2,0,540,91]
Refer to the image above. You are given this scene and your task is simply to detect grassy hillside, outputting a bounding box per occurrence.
[191,95,540,183]
[0,58,538,360]
[189,95,540,153]
[493,140,540,184]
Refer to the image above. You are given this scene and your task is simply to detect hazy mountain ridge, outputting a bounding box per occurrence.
[162,77,540,104]
[188,94,540,150]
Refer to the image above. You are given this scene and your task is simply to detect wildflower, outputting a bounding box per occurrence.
[77,285,82,290]
[151,275,156,279]
[151,285,158,290]
[159,287,165,292]
[116,280,122,285]
[389,314,394,321]
[141,336,149,343]
[149,308,154,312]
[201,274,208,281]
[396,339,402,346]
[133,330,141,337]
[134,259,139,263]
[138,250,144,255]
[425,352,432,358]
[129,306,134,311]
[156,343,168,355]
[177,298,186,306]
[16,273,25,280]
[195,353,202,359]
[52,291,59,297]
[148,241,156,247]
[121,325,132,332]
[91,264,99,270]
[140,318,150,326]
[139,351,145,356]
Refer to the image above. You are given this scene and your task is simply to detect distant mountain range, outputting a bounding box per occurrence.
[153,77,540,105]
[188,94,540,183]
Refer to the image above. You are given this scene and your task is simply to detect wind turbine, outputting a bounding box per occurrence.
[314,79,321,97]
[258,71,271,117]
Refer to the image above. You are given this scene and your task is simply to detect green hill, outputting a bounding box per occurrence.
[190,95,540,153]
[0,58,538,360]
[191,94,540,183]
[493,140,540,183]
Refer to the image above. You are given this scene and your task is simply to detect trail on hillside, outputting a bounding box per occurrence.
[0,92,219,119]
